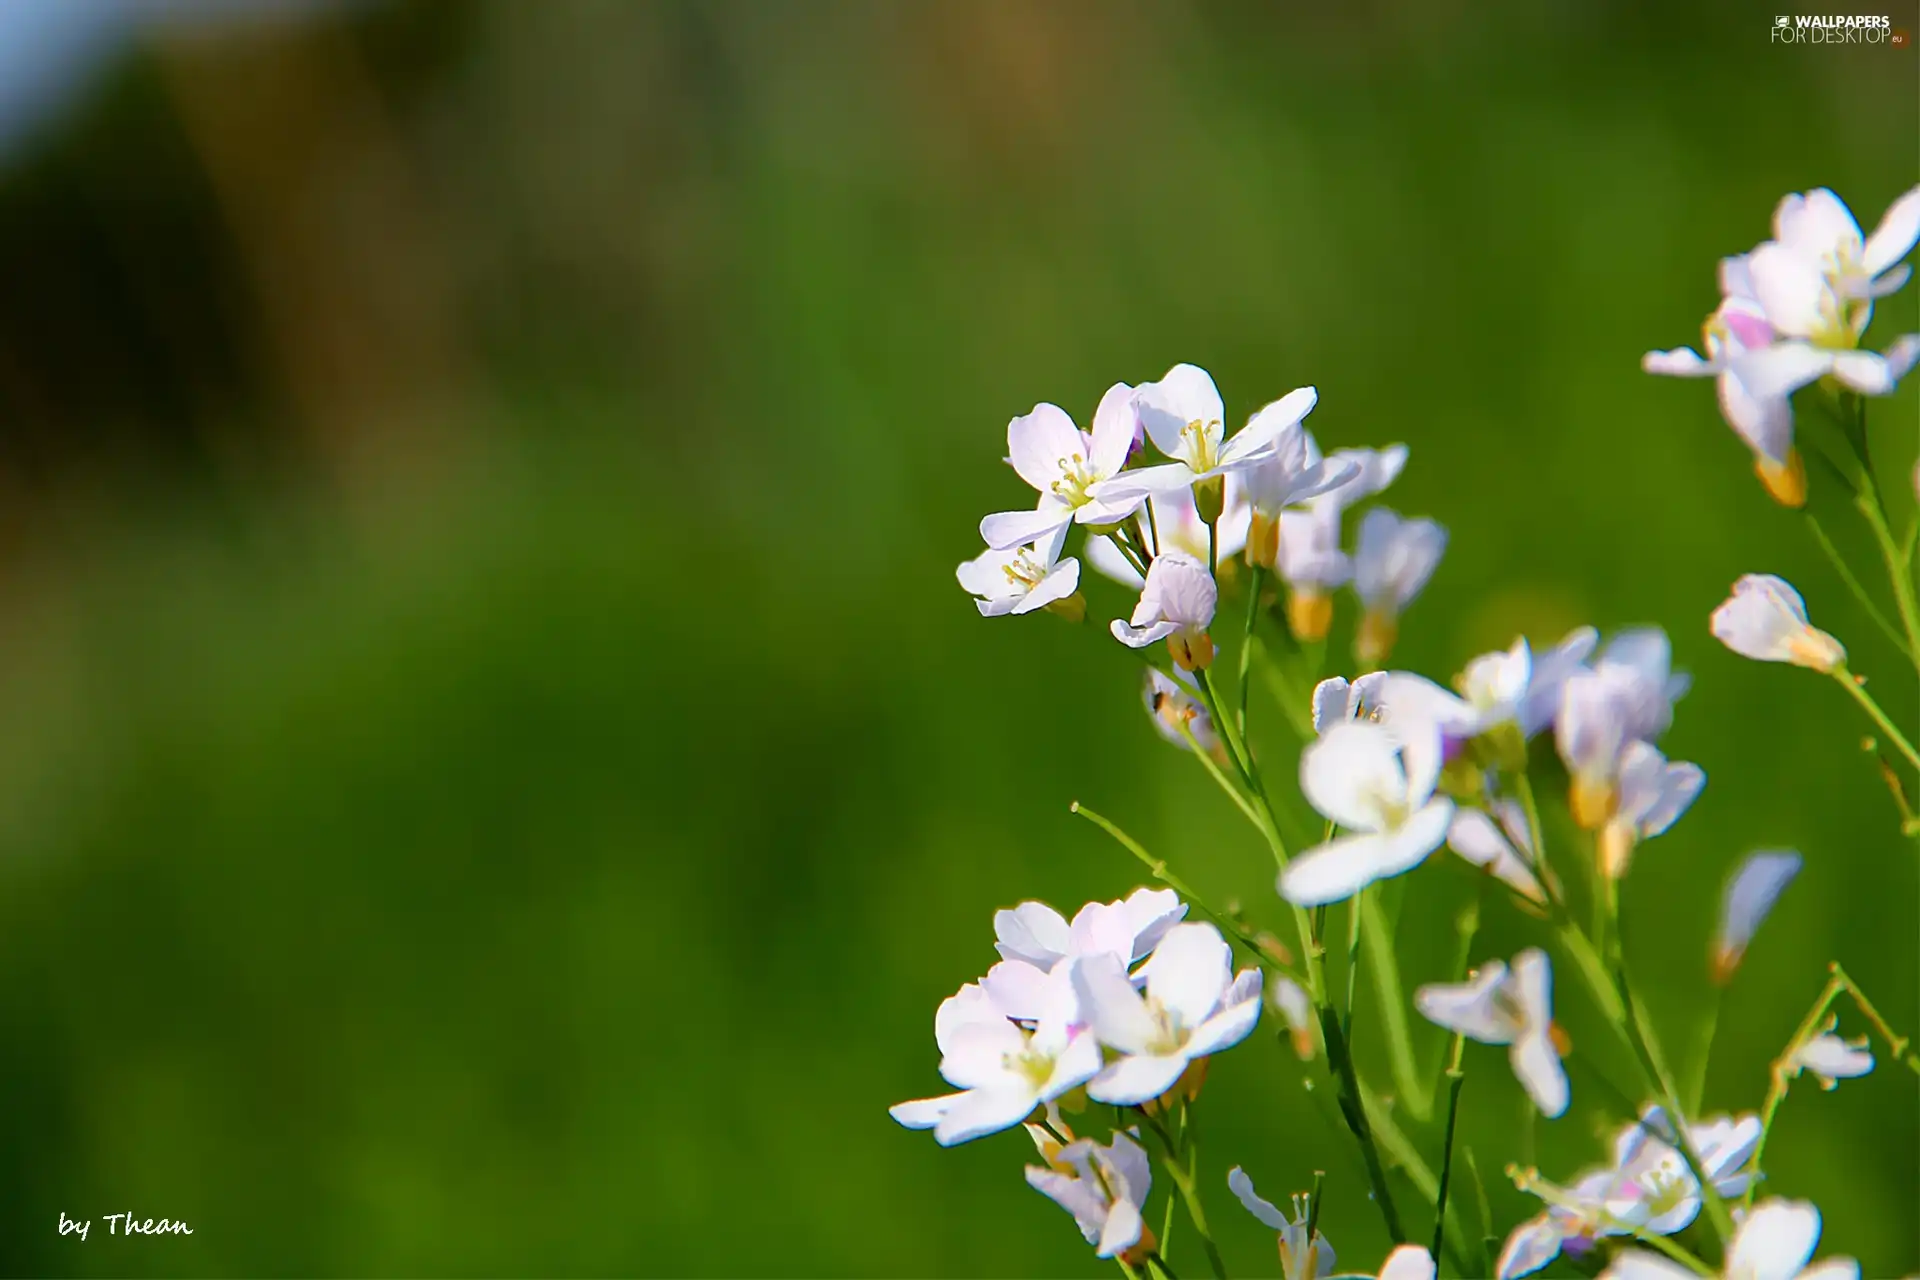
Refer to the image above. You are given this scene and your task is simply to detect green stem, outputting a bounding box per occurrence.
[1141,1107,1226,1280]
[1803,512,1913,660]
[1238,567,1263,741]
[1431,1034,1467,1271]
[1362,889,1429,1121]
[1319,1006,1405,1245]
[1684,984,1724,1118]
[1832,666,1920,772]
[1342,887,1363,1039]
[1359,1080,1478,1276]
[1856,473,1920,673]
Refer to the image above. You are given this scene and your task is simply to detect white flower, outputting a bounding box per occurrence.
[1600,1197,1857,1280]
[1026,1130,1154,1259]
[992,889,1188,972]
[1415,949,1567,1118]
[1073,922,1262,1105]
[1364,1246,1439,1280]
[1734,187,1920,399]
[1555,629,1689,827]
[1351,509,1446,664]
[1495,1171,1619,1280]
[1602,1106,1760,1237]
[1711,575,1846,673]
[1111,551,1218,669]
[1517,627,1601,737]
[956,534,1082,618]
[1274,441,1408,640]
[1790,1020,1874,1090]
[1144,667,1221,754]
[890,983,1102,1145]
[1310,672,1388,735]
[1277,503,1351,587]
[1712,849,1801,982]
[1228,1169,1336,1280]
[1644,260,1803,504]
[1094,365,1318,501]
[1239,422,1359,567]
[1279,720,1455,906]
[1447,800,1546,904]
[1598,740,1705,879]
[980,387,1146,550]
[1086,486,1249,589]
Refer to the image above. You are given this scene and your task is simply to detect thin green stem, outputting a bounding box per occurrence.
[1362,889,1429,1121]
[1319,1005,1405,1244]
[1360,1080,1477,1276]
[1206,516,1219,579]
[1856,474,1920,673]
[1144,500,1162,558]
[1342,888,1363,1039]
[1803,512,1913,660]
[1141,1106,1226,1280]
[1431,1034,1468,1271]
[1832,666,1920,771]
[1685,984,1724,1118]
[1238,566,1263,741]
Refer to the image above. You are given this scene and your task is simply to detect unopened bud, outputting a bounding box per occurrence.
[1755,447,1807,509]
[1168,630,1216,671]
[1193,475,1226,525]
[1354,609,1398,665]
[1598,820,1635,879]
[1287,590,1333,642]
[1246,511,1279,569]
[1045,592,1087,623]
[1569,776,1616,830]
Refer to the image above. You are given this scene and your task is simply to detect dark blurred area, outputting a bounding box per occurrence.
[0,1,1913,1275]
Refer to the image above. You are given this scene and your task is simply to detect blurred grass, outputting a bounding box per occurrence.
[0,0,1914,1275]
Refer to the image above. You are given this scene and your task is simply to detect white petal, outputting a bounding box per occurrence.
[1092,461,1200,502]
[889,1092,964,1130]
[1793,1033,1874,1082]
[1089,383,1140,477]
[1449,809,1544,902]
[1642,347,1714,376]
[1710,574,1831,665]
[1121,887,1189,961]
[1087,1052,1190,1106]
[1830,349,1894,395]
[980,502,1074,552]
[939,1019,1029,1088]
[1512,1028,1570,1118]
[1311,677,1354,735]
[1112,617,1180,648]
[1139,551,1218,629]
[1096,1195,1144,1259]
[1045,1028,1107,1098]
[1495,1214,1568,1280]
[1300,721,1405,831]
[1086,533,1146,590]
[1227,1167,1290,1230]
[1749,242,1832,339]
[1011,558,1080,615]
[1775,188,1863,261]
[1008,404,1086,492]
[1374,673,1475,739]
[1733,340,1833,399]
[1415,962,1515,1044]
[1863,185,1920,278]
[1134,363,1225,459]
[1072,954,1159,1054]
[1141,923,1232,1031]
[1378,1245,1438,1280]
[934,1085,1039,1145]
[1598,1252,1695,1280]
[1714,848,1800,972]
[1396,717,1447,805]
[995,902,1071,967]
[1184,992,1262,1058]
[1727,1200,1821,1280]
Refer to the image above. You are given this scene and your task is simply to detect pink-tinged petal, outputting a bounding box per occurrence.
[1008,403,1087,492]
[983,959,1057,1022]
[1121,887,1189,960]
[938,1019,1028,1089]
[1089,382,1140,477]
[1720,252,1758,301]
[934,983,1012,1053]
[1141,923,1231,1030]
[1072,954,1159,1054]
[981,501,1073,552]
[1642,347,1713,376]
[1732,340,1833,398]
[1378,1244,1438,1280]
[1184,993,1261,1058]
[1010,557,1080,615]
[1087,1052,1189,1106]
[1025,1166,1108,1247]
[1863,185,1920,278]
[1721,300,1775,349]
[1774,188,1863,260]
[1727,1199,1821,1280]
[1880,333,1920,383]
[1716,366,1792,464]
[934,1085,1040,1145]
[889,1092,964,1130]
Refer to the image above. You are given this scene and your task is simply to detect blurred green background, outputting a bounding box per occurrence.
[0,0,1913,1275]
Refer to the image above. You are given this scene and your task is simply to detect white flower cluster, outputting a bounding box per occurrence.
[902,183,1916,1280]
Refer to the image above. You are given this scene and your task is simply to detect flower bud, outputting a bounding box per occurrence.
[1755,447,1807,508]
[1167,630,1215,671]
[1569,776,1616,830]
[1192,475,1226,525]
[1287,589,1332,642]
[1246,510,1279,569]
[1355,609,1397,665]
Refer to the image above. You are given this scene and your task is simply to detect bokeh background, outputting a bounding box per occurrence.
[0,0,1913,1275]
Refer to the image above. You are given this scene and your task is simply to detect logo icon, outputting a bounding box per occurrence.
[1894,27,1911,44]
[1775,14,1791,24]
